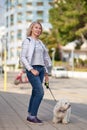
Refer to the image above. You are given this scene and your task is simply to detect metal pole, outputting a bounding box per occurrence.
[4,45,7,91]
[2,35,7,92]
[71,49,74,71]
[0,39,2,74]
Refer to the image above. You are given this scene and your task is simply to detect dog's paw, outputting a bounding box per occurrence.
[62,121,68,124]
[52,117,59,124]
[53,121,57,124]
[62,119,70,124]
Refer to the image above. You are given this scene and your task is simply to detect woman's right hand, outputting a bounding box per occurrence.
[44,73,49,83]
[30,69,39,76]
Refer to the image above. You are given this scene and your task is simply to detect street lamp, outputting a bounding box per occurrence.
[69,49,74,71]
[51,48,55,67]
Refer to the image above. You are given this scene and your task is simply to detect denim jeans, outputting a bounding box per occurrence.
[26,65,45,116]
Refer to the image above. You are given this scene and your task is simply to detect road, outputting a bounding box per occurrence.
[2,71,87,104]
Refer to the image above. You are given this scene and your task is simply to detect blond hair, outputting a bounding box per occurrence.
[27,21,43,37]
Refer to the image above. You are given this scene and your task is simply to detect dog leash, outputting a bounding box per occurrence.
[44,82,57,102]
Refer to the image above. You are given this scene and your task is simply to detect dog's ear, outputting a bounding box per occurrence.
[54,100,62,110]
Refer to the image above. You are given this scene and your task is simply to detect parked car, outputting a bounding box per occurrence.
[51,66,68,78]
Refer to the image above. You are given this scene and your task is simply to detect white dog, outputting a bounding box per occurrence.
[53,98,71,124]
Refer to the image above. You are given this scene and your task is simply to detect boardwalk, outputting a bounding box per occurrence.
[0,75,87,130]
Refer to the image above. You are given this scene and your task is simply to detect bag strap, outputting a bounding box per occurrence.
[26,38,30,42]
[26,37,35,61]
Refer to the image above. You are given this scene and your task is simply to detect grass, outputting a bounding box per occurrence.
[54,61,87,72]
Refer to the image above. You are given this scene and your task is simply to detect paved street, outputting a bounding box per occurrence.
[0,72,87,130]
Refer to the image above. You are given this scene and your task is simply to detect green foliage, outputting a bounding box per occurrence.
[49,0,87,45]
[40,31,57,49]
[40,0,87,62]
[40,31,57,58]
[74,58,87,68]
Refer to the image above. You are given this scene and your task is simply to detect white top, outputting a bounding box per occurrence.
[31,40,45,66]
[20,37,52,73]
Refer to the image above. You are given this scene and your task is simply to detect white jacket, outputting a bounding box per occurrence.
[20,37,52,73]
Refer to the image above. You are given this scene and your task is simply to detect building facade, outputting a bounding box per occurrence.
[5,0,53,68]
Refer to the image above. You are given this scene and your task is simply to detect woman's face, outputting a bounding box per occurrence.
[31,23,42,37]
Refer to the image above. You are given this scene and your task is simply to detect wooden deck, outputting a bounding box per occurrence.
[0,75,87,130]
[0,91,87,130]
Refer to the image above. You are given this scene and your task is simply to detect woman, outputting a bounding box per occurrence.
[20,21,52,123]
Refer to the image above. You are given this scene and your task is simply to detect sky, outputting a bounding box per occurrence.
[0,0,5,5]
[0,0,5,7]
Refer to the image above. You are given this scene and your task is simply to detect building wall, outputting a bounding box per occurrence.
[5,0,53,67]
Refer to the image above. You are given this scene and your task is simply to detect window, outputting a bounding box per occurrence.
[26,11,32,16]
[6,0,9,11]
[6,0,9,5]
[6,16,8,27]
[6,33,8,39]
[17,47,21,57]
[10,48,14,59]
[37,19,43,23]
[26,20,32,26]
[26,2,32,8]
[17,4,22,9]
[10,0,14,10]
[36,2,43,6]
[37,11,43,17]
[10,14,14,25]
[10,31,14,41]
[49,2,53,6]
[6,0,10,10]
[17,12,22,22]
[10,0,14,5]
[17,30,22,40]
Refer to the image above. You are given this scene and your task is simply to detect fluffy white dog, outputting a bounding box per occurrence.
[53,98,71,124]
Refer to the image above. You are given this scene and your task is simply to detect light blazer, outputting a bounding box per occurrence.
[20,37,52,73]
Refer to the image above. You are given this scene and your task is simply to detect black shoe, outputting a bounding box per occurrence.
[36,117,43,123]
[27,116,43,123]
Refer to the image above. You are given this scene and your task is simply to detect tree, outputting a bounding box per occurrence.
[49,0,87,45]
[40,31,57,58]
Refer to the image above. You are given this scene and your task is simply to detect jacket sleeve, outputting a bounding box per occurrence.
[20,39,33,71]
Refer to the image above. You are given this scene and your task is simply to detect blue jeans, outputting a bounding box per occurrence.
[26,65,45,116]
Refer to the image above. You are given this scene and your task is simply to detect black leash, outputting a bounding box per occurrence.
[44,82,57,102]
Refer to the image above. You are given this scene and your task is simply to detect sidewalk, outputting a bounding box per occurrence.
[0,76,87,130]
